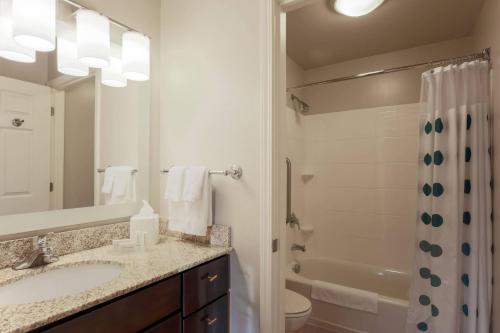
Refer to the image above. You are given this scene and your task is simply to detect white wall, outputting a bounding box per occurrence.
[159,1,268,331]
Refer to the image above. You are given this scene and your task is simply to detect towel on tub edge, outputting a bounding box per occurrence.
[311,280,378,314]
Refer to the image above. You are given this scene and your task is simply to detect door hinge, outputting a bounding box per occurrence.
[49,182,54,192]
[272,239,279,253]
[50,107,54,116]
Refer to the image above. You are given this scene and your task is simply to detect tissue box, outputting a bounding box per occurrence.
[130,214,160,247]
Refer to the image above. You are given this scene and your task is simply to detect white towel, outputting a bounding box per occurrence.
[164,166,186,201]
[311,280,378,314]
[182,166,206,202]
[167,167,212,236]
[101,166,136,205]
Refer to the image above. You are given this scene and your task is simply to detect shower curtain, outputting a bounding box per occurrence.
[407,60,492,333]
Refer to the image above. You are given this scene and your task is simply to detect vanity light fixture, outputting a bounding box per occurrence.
[331,0,385,17]
[76,9,111,68]
[122,31,150,81]
[12,0,56,51]
[101,47,127,88]
[57,37,89,77]
[0,0,36,63]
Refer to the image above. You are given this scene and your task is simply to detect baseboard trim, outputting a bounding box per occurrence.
[307,317,367,333]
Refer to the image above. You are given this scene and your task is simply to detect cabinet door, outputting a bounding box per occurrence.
[183,255,229,316]
[183,296,229,333]
[143,313,181,333]
[41,276,180,333]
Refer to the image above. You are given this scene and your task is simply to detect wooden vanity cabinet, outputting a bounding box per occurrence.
[34,255,229,333]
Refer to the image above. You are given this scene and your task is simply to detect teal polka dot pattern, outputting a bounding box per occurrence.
[419,240,431,252]
[417,322,428,331]
[433,183,444,197]
[435,118,444,133]
[424,122,433,134]
[423,183,432,196]
[420,267,431,279]
[463,304,469,317]
[431,214,443,227]
[421,213,431,225]
[419,295,431,306]
[462,273,470,287]
[433,151,444,165]
[430,274,441,287]
[464,180,471,194]
[424,154,432,166]
[462,243,471,256]
[467,114,472,130]
[431,304,439,317]
[465,147,472,162]
[430,245,443,258]
[463,212,471,225]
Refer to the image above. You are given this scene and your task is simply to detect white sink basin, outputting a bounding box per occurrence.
[0,262,124,305]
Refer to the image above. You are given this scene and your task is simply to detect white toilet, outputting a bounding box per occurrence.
[285,289,312,332]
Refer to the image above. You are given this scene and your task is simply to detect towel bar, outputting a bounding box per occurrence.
[97,167,138,174]
[161,165,242,180]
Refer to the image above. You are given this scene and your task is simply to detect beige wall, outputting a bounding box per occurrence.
[63,78,95,209]
[0,53,49,85]
[472,0,500,330]
[288,37,475,114]
[159,1,268,331]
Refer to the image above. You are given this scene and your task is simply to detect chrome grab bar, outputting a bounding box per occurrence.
[286,158,300,229]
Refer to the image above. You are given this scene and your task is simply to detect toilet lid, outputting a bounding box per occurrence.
[285,289,311,315]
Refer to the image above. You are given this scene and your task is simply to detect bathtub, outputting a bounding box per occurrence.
[286,258,410,333]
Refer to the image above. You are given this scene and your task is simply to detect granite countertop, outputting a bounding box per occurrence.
[0,236,232,333]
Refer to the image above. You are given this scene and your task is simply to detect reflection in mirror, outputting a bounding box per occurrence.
[0,0,150,217]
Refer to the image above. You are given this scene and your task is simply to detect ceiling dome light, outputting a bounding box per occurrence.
[12,0,56,51]
[122,31,150,81]
[0,0,35,63]
[76,9,110,68]
[332,0,385,17]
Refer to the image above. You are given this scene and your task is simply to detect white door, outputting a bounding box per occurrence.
[0,76,51,215]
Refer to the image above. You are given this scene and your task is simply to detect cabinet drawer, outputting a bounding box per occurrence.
[41,275,181,333]
[183,296,229,333]
[183,255,229,316]
[143,313,181,333]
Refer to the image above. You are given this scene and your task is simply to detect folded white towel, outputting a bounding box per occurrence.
[164,166,186,202]
[101,166,136,205]
[311,280,378,314]
[167,167,213,236]
[182,166,206,202]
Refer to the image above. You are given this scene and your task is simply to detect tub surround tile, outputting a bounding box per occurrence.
[0,236,232,333]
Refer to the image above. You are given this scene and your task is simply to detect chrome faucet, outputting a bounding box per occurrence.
[12,234,58,270]
[291,243,306,252]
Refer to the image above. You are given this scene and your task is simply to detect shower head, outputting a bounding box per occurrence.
[291,94,310,113]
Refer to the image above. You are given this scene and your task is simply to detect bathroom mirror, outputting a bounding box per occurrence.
[0,0,150,237]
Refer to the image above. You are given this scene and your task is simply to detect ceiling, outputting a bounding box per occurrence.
[287,0,485,69]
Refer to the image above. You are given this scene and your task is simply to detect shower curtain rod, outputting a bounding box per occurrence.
[287,48,491,91]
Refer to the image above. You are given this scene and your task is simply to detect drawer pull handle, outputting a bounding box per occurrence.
[206,317,217,326]
[208,274,218,282]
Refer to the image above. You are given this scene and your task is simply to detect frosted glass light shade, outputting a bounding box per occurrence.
[333,0,385,17]
[122,31,150,81]
[12,0,56,51]
[57,37,89,77]
[101,57,127,88]
[76,10,110,68]
[0,0,35,63]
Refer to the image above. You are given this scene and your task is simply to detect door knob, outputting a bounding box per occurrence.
[11,118,24,127]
